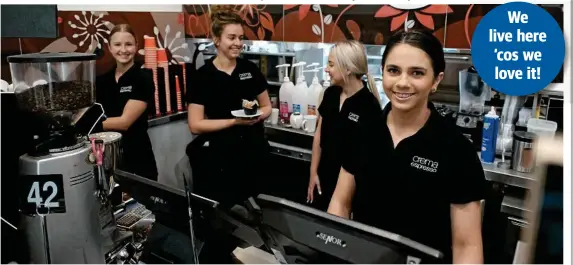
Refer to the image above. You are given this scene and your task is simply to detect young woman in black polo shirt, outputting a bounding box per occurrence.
[185,5,272,263]
[307,40,382,211]
[95,24,158,181]
[328,30,486,264]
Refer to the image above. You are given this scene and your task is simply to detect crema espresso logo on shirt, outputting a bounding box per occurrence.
[348,112,359,122]
[410,155,439,173]
[120,85,132,93]
[239,72,253,80]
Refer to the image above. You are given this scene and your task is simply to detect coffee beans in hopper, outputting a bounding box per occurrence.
[16,80,94,113]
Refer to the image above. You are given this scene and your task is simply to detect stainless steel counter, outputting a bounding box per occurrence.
[148,111,188,128]
[264,124,537,190]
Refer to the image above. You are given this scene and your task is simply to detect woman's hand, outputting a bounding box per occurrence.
[307,174,322,203]
[234,118,259,126]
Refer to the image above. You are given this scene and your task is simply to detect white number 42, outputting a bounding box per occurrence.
[27,181,60,208]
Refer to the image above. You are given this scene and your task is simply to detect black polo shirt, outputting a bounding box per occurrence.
[96,63,158,179]
[346,102,486,263]
[316,84,382,191]
[185,57,268,150]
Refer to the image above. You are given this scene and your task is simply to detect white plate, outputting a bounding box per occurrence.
[231,109,262,118]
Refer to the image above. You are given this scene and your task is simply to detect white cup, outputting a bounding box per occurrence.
[302,115,317,133]
[270,108,279,125]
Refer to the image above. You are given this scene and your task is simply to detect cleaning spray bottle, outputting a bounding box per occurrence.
[276,64,295,123]
[481,106,500,163]
[303,67,324,116]
[291,62,308,115]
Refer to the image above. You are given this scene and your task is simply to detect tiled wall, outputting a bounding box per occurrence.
[184,4,563,48]
[1,4,563,82]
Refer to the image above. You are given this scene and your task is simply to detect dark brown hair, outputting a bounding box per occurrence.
[210,5,243,38]
[109,24,136,43]
[381,29,445,78]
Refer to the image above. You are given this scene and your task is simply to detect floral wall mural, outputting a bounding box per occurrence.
[183,4,563,48]
[1,10,190,82]
[1,4,562,82]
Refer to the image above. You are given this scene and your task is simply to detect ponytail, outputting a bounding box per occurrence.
[365,73,381,104]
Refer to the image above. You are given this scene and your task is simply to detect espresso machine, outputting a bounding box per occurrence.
[456,66,491,149]
[8,52,110,264]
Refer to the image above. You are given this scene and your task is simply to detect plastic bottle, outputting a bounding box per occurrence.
[276,64,295,123]
[481,106,500,163]
[303,67,323,116]
[292,62,308,115]
[318,75,331,109]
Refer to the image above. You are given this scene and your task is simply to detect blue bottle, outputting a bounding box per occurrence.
[481,106,499,163]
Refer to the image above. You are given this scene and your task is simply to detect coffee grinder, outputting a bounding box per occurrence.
[8,52,109,264]
[456,66,491,150]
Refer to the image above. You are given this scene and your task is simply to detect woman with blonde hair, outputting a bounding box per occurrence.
[96,23,158,181]
[185,5,272,263]
[307,40,382,211]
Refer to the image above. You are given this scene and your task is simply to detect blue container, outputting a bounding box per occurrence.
[481,106,499,163]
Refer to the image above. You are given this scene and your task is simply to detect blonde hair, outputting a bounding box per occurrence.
[330,40,381,102]
[210,5,243,38]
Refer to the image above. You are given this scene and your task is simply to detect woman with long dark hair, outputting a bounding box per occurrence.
[328,29,486,264]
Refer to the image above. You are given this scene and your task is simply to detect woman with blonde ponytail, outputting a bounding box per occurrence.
[185,4,273,263]
[307,40,383,211]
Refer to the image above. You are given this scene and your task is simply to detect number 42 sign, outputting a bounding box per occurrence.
[19,174,66,215]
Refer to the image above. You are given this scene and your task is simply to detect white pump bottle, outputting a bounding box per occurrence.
[303,67,323,116]
[291,62,308,115]
[318,73,331,110]
[276,64,295,122]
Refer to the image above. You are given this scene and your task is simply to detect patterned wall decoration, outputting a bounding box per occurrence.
[2,4,562,82]
[1,10,190,82]
[184,4,563,48]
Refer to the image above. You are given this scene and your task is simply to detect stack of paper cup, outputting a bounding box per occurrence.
[180,62,187,95]
[144,36,161,117]
[157,48,172,114]
[175,75,183,112]
[144,36,157,68]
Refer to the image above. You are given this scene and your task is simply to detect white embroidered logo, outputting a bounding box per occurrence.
[316,232,345,247]
[119,85,132,93]
[239,72,253,80]
[348,112,359,122]
[410,155,439,173]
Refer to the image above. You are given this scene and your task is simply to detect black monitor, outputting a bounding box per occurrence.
[114,170,265,261]
[114,169,218,226]
[254,194,443,264]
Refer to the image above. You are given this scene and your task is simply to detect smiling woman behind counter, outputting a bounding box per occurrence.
[95,24,158,181]
[307,40,382,211]
[185,5,272,263]
[328,30,486,264]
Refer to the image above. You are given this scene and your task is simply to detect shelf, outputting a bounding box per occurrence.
[264,123,315,137]
[539,83,564,97]
[267,80,282,86]
[243,50,295,57]
[202,50,296,57]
